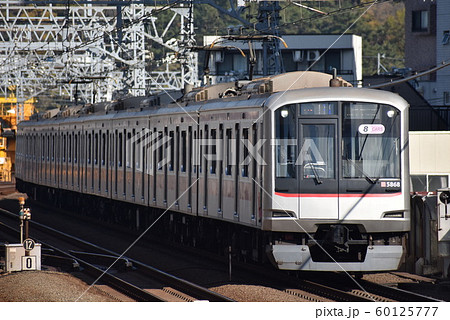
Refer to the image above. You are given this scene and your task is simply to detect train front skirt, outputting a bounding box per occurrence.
[267,244,403,271]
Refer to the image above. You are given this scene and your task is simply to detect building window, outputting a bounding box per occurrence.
[411,174,449,192]
[429,175,448,192]
[411,175,427,192]
[443,31,450,45]
[412,10,428,32]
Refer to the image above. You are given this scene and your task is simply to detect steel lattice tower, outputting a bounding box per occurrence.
[0,0,199,105]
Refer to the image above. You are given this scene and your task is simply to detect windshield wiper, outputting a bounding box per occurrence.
[346,158,376,184]
[305,162,323,184]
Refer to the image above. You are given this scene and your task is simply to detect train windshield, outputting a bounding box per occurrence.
[274,101,401,186]
[342,102,400,179]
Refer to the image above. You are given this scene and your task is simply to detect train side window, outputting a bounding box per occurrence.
[135,129,142,169]
[29,135,32,160]
[113,131,117,168]
[102,133,106,166]
[131,129,136,170]
[157,131,163,170]
[40,134,44,161]
[94,133,99,165]
[44,134,46,162]
[52,135,55,162]
[47,135,50,161]
[252,124,258,179]
[34,134,37,160]
[175,127,180,174]
[235,124,240,176]
[74,134,78,163]
[88,133,92,164]
[148,127,154,171]
[108,131,117,168]
[69,134,72,163]
[68,134,72,163]
[275,105,296,179]
[71,133,74,163]
[63,134,66,163]
[41,134,44,162]
[118,132,122,167]
[203,126,208,176]
[48,134,51,162]
[198,130,202,173]
[141,131,146,198]
[192,129,197,174]
[219,124,224,165]
[181,130,187,172]
[225,128,232,175]
[169,131,174,171]
[242,128,249,177]
[79,132,82,164]
[126,131,131,168]
[39,135,43,161]
[210,129,217,174]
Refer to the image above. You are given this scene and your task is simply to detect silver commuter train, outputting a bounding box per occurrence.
[15,71,410,272]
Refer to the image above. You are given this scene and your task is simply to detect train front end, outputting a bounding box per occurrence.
[264,87,410,272]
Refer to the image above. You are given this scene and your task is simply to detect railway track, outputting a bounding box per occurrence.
[1,200,445,302]
[0,208,233,302]
[355,279,443,302]
[297,272,445,302]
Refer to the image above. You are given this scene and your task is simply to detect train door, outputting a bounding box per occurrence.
[298,119,338,219]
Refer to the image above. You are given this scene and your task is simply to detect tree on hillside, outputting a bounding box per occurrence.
[193,0,405,76]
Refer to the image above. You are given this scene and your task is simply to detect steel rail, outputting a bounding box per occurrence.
[0,207,234,302]
[0,220,163,301]
[355,279,444,302]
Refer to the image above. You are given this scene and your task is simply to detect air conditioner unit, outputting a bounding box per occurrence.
[306,50,320,61]
[292,50,304,62]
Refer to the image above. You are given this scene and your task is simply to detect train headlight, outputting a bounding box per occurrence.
[387,110,396,118]
[280,109,289,118]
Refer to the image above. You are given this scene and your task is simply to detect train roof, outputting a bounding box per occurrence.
[18,71,408,129]
[24,71,345,119]
[265,86,409,112]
